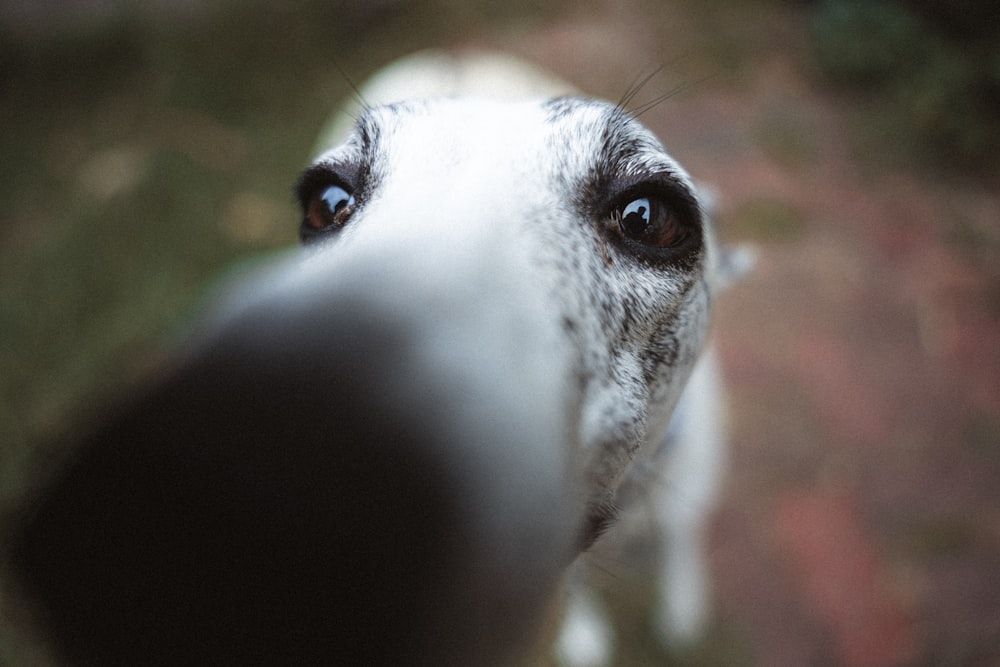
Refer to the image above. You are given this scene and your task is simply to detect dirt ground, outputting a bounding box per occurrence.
[490,1,1000,665]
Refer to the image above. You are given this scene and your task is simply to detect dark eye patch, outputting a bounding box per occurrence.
[598,175,703,266]
[295,162,364,244]
[556,101,704,267]
[305,185,356,235]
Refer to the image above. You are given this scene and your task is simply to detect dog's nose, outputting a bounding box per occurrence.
[11,251,578,666]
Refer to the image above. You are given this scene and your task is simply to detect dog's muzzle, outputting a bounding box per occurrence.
[11,237,580,665]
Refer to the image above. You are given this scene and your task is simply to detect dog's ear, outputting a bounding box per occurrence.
[693,181,720,223]
[693,181,756,291]
[716,242,757,289]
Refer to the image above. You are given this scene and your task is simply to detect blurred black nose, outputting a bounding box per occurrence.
[11,272,576,666]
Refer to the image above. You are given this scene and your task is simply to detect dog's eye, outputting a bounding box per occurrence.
[611,196,688,248]
[304,184,356,234]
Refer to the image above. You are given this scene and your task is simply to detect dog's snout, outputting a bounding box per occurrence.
[12,251,577,666]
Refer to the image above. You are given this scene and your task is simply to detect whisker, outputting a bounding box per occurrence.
[617,65,666,112]
[332,58,370,112]
[586,555,627,583]
[629,72,719,118]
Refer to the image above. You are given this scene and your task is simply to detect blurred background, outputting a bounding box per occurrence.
[1,0,997,664]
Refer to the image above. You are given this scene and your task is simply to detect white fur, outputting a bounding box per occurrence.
[308,51,729,664]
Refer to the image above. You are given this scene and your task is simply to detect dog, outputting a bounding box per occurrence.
[9,51,732,666]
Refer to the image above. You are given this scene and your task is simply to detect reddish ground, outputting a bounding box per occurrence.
[489,1,1000,664]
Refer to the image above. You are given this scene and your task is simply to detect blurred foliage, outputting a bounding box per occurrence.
[810,0,1000,172]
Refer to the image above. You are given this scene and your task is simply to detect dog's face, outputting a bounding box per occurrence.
[11,94,719,667]
[297,96,715,545]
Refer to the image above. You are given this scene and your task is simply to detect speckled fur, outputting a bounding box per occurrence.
[286,52,734,665]
[302,96,717,548]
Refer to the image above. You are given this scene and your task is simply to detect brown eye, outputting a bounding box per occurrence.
[305,184,356,232]
[611,196,688,249]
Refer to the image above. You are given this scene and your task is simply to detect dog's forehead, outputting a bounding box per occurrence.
[370,99,555,184]
[374,97,552,145]
[316,97,683,186]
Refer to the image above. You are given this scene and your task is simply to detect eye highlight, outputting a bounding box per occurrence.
[610,194,689,249]
[304,184,356,237]
[619,197,652,237]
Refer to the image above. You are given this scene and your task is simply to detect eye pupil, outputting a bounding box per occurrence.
[322,185,352,215]
[611,195,689,249]
[620,197,651,237]
[306,184,356,233]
